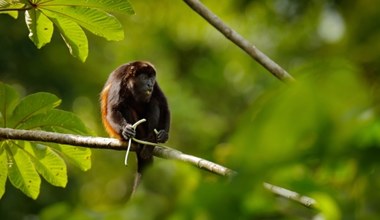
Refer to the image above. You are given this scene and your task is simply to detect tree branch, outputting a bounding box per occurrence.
[0,128,236,177]
[183,0,295,83]
[0,128,317,208]
[263,182,317,209]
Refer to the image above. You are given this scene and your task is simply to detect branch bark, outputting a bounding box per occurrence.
[183,0,295,83]
[0,128,236,177]
[0,127,317,208]
[263,182,317,209]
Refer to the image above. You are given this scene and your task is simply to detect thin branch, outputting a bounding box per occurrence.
[263,182,317,209]
[183,0,295,83]
[0,128,236,177]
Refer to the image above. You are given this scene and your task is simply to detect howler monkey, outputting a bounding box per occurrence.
[100,61,170,190]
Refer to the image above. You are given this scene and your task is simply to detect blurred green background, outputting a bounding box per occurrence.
[1,0,380,219]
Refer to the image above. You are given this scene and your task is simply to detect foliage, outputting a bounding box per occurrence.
[0,82,91,199]
[1,0,380,219]
[0,0,134,62]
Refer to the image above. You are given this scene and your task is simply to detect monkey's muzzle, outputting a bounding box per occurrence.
[145,90,152,96]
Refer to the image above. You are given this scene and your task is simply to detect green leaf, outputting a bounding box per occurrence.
[41,9,88,62]
[0,0,8,7]
[0,0,24,18]
[0,82,20,127]
[0,83,92,199]
[0,10,19,19]
[39,0,135,14]
[51,144,91,171]
[23,142,67,187]
[25,8,54,48]
[42,6,124,41]
[17,109,88,134]
[7,144,41,200]
[0,144,8,199]
[10,92,61,128]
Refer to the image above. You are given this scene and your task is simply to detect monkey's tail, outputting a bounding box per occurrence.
[131,145,154,194]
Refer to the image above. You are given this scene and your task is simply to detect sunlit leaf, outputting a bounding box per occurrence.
[24,142,67,187]
[0,0,8,7]
[0,82,20,127]
[0,0,24,19]
[10,92,61,128]
[0,144,8,199]
[1,0,134,61]
[39,0,135,14]
[42,6,123,41]
[25,8,54,48]
[41,9,88,62]
[0,83,92,199]
[17,109,88,134]
[50,144,91,171]
[7,144,41,199]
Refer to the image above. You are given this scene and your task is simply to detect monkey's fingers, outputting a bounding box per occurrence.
[122,124,136,140]
[156,130,169,143]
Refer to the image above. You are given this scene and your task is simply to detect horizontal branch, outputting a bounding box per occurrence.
[0,128,236,177]
[0,128,317,208]
[183,0,295,83]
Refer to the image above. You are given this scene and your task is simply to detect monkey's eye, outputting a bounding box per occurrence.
[140,73,148,79]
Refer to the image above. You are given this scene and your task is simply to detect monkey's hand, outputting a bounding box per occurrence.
[122,124,136,140]
[156,130,169,143]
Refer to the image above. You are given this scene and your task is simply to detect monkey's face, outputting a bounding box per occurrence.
[130,72,156,103]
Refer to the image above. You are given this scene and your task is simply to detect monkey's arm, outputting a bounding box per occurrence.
[156,85,170,143]
[101,84,135,140]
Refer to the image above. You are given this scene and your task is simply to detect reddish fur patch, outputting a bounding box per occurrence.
[101,84,121,140]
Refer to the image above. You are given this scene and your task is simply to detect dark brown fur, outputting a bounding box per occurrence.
[101,61,170,191]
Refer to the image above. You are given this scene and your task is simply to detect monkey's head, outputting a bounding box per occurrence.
[122,61,156,103]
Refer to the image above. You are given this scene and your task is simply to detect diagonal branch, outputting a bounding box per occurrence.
[263,182,317,209]
[0,127,236,177]
[183,0,295,83]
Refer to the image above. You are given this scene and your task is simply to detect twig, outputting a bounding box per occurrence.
[0,127,235,177]
[125,118,147,166]
[183,0,295,83]
[263,182,317,209]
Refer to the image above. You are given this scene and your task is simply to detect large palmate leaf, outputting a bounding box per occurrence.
[0,0,134,62]
[0,0,24,19]
[25,8,54,48]
[10,92,61,128]
[41,6,123,41]
[42,10,89,62]
[49,143,91,171]
[0,144,8,199]
[39,0,134,14]
[0,82,20,127]
[0,83,91,199]
[7,145,41,199]
[23,142,67,187]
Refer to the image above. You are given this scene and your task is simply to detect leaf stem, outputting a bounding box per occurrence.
[0,6,32,12]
